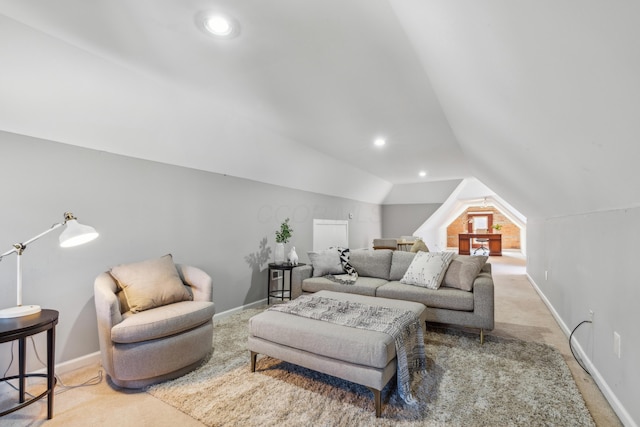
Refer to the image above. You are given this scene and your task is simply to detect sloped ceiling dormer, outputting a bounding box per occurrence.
[390,0,640,218]
[0,0,468,205]
[1,1,639,217]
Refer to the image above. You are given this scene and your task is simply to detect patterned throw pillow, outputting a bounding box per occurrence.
[400,251,455,290]
[337,247,357,276]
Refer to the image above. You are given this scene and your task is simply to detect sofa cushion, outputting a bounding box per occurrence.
[302,276,387,297]
[349,249,393,280]
[377,282,474,311]
[112,300,215,343]
[110,254,193,313]
[443,255,488,291]
[389,251,417,281]
[308,249,344,277]
[400,251,455,290]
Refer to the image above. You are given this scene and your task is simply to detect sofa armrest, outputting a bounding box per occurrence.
[472,271,495,330]
[291,265,313,299]
[176,264,213,303]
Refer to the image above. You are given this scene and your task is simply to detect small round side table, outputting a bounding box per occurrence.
[267,263,305,304]
[0,309,59,419]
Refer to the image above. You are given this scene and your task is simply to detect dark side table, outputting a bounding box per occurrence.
[267,263,305,304]
[0,309,59,419]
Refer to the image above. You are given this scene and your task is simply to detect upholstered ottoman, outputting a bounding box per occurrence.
[247,290,427,417]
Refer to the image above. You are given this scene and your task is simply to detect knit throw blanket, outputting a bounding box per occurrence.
[325,272,358,285]
[268,295,426,404]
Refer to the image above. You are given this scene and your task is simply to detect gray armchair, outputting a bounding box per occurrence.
[94,263,215,388]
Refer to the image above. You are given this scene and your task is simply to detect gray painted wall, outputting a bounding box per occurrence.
[527,211,639,424]
[381,203,441,239]
[0,131,381,370]
[3,130,637,423]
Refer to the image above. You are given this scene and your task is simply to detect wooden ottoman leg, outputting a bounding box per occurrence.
[250,351,258,372]
[367,387,382,418]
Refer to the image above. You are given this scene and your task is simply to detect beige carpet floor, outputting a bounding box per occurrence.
[0,251,623,426]
[147,313,595,426]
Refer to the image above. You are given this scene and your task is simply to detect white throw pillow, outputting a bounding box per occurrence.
[400,251,455,290]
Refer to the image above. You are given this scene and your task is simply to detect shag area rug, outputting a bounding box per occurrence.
[148,308,595,427]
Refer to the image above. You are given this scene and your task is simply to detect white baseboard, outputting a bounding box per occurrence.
[31,351,101,376]
[213,298,267,321]
[526,273,637,427]
[55,351,102,375]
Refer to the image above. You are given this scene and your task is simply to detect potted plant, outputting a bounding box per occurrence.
[492,224,502,233]
[274,218,293,264]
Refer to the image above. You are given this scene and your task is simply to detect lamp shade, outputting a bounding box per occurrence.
[0,212,99,318]
[59,219,99,248]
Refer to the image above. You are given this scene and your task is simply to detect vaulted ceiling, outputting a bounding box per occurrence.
[1,1,639,218]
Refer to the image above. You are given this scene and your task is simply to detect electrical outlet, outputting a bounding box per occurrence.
[614,332,621,358]
[589,310,594,322]
[545,270,548,281]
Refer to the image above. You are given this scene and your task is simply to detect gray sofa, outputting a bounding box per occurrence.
[291,249,494,343]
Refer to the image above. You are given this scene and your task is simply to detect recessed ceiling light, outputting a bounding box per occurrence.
[197,12,240,38]
[374,138,386,147]
[419,171,427,177]
[206,16,232,35]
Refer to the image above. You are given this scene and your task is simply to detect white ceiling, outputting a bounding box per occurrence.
[391,0,640,218]
[2,1,639,217]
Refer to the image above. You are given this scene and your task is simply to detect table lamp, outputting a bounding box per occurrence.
[0,212,99,318]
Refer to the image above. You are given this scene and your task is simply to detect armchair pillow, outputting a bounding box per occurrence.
[110,254,192,313]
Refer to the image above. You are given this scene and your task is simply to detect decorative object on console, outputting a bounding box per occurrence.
[274,243,285,265]
[274,218,293,264]
[410,239,429,253]
[372,238,398,250]
[0,212,99,318]
[492,223,502,232]
[288,246,299,265]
